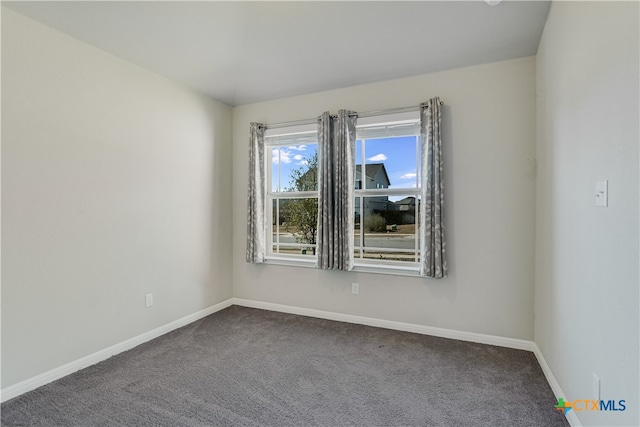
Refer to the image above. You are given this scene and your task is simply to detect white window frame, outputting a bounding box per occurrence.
[264,124,318,265]
[353,111,421,273]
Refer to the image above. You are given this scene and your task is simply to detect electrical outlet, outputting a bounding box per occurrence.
[595,181,608,207]
[351,283,359,295]
[593,372,600,401]
[145,293,153,308]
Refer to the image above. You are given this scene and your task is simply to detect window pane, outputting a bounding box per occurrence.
[270,144,318,192]
[355,136,419,190]
[273,197,318,249]
[367,136,418,189]
[354,196,419,262]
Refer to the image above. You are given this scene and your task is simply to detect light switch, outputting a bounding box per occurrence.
[595,180,608,207]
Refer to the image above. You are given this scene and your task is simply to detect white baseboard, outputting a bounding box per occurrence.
[1,298,234,403]
[532,343,582,426]
[231,298,536,351]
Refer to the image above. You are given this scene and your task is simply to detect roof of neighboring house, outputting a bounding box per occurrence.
[395,196,418,205]
[355,163,390,186]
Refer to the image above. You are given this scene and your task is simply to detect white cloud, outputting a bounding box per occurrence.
[400,173,417,180]
[289,145,307,151]
[293,154,304,161]
[367,153,388,162]
[272,148,292,164]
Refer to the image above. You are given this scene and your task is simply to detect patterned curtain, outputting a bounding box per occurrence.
[420,98,447,278]
[246,122,266,263]
[317,110,356,270]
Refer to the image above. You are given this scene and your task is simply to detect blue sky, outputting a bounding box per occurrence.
[271,144,318,192]
[355,136,419,189]
[271,136,419,192]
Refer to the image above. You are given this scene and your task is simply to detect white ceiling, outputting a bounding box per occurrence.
[3,1,551,106]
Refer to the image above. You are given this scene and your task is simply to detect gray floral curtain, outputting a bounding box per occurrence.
[246,122,266,263]
[420,98,447,278]
[317,110,356,270]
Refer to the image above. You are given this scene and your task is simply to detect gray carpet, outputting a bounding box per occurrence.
[2,306,568,426]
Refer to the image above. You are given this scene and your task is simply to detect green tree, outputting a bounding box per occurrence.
[288,152,318,191]
[286,153,318,251]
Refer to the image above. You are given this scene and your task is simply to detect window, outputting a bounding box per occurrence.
[265,124,319,261]
[248,99,444,277]
[262,111,423,273]
[354,111,421,269]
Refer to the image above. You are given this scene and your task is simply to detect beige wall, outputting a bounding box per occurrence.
[233,57,537,340]
[535,2,639,426]
[1,8,233,388]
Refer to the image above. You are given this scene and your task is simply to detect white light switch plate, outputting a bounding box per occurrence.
[595,180,608,207]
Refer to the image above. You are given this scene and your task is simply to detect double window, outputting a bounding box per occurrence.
[265,112,421,272]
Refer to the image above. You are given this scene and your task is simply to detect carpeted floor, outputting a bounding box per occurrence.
[2,306,568,426]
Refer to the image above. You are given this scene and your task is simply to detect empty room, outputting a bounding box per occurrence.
[1,1,638,426]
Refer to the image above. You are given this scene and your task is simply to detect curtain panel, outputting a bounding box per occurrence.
[246,122,266,263]
[420,97,447,278]
[317,111,356,270]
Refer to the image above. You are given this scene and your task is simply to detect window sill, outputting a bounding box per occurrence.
[262,256,422,277]
[352,263,421,278]
[264,256,316,269]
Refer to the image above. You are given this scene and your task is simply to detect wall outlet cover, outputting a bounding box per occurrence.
[595,180,608,207]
